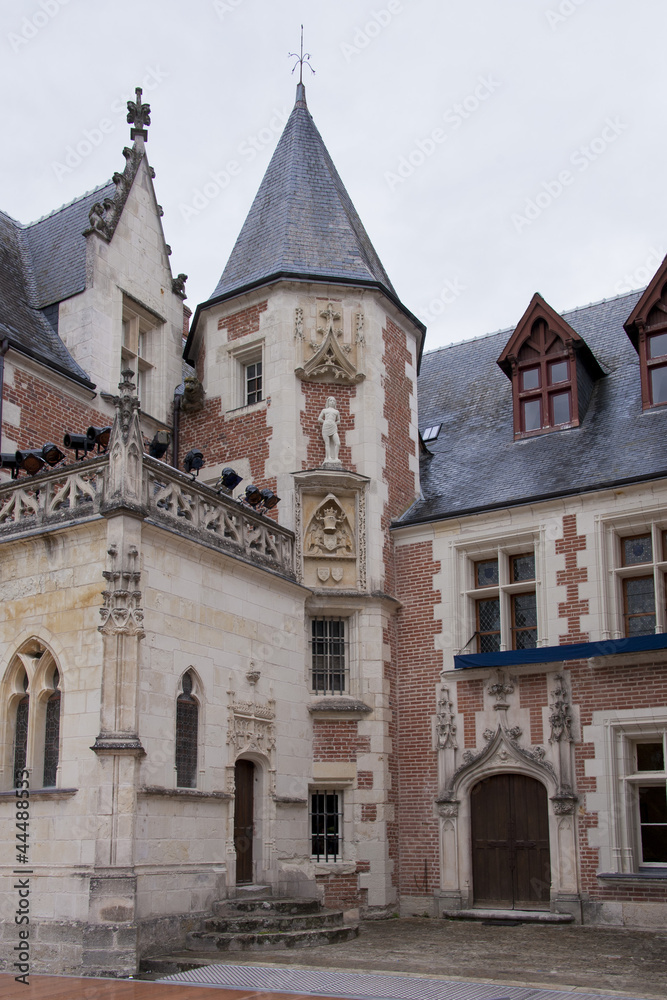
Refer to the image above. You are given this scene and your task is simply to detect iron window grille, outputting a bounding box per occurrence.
[310,790,342,861]
[42,669,61,787]
[310,617,349,695]
[175,672,198,788]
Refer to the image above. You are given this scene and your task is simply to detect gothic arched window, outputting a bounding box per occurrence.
[175,671,198,788]
[42,669,61,787]
[13,672,29,788]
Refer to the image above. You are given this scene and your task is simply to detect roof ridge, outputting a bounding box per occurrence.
[22,180,113,228]
[423,286,646,357]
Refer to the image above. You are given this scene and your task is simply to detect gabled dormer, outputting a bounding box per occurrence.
[624,256,667,410]
[497,293,604,439]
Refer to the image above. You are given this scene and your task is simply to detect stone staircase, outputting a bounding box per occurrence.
[140,894,359,974]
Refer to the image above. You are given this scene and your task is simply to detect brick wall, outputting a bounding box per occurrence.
[457,678,484,748]
[519,674,548,744]
[394,540,442,897]
[217,301,267,341]
[312,720,370,761]
[315,865,369,909]
[2,367,109,455]
[556,513,589,644]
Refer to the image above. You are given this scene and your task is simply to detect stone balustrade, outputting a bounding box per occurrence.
[0,455,295,579]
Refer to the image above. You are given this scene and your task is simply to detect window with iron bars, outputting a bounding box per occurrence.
[310,790,342,861]
[310,617,349,695]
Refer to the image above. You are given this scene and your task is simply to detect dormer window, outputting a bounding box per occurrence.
[498,294,604,440]
[624,266,667,409]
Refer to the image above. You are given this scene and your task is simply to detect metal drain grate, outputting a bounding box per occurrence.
[159,964,646,1000]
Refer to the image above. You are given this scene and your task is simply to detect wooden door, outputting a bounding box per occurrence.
[234,759,254,884]
[471,773,550,909]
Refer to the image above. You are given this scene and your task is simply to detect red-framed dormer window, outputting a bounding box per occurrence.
[624,265,667,409]
[516,320,574,434]
[497,294,603,441]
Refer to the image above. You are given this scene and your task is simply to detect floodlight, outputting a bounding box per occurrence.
[0,453,20,478]
[63,433,92,460]
[41,443,65,466]
[86,426,111,452]
[148,431,171,459]
[259,488,280,510]
[15,449,46,475]
[219,467,242,491]
[183,449,204,476]
[244,485,262,506]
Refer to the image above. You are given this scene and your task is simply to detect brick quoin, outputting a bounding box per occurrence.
[519,674,548,744]
[556,514,590,644]
[382,318,416,598]
[361,803,377,822]
[301,382,356,471]
[357,770,374,789]
[312,720,370,761]
[2,367,113,455]
[458,678,484,748]
[394,540,442,897]
[384,620,399,896]
[217,301,268,341]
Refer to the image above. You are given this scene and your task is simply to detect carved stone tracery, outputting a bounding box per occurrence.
[98,544,145,638]
[295,302,365,383]
[227,697,276,758]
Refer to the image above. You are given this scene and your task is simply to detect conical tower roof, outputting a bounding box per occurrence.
[208,84,396,300]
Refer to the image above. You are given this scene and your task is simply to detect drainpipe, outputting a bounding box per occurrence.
[172,391,181,470]
[0,339,9,455]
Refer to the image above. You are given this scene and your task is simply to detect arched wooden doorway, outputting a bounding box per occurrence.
[234,759,255,884]
[471,773,551,909]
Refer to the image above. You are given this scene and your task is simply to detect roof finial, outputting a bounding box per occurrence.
[289,24,315,85]
[127,86,151,143]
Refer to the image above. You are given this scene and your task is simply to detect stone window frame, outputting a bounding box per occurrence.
[452,526,547,656]
[595,508,667,640]
[305,605,358,699]
[121,294,164,418]
[225,337,265,412]
[1,643,63,792]
[174,668,203,790]
[595,708,667,874]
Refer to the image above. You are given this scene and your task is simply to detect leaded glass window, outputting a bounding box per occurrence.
[14,695,29,788]
[175,672,198,788]
[42,670,61,787]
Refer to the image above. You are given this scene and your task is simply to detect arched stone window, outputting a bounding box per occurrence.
[42,669,61,787]
[175,670,199,788]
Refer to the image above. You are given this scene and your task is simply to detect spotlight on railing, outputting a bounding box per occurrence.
[183,449,204,477]
[86,426,111,452]
[243,484,262,507]
[15,449,46,476]
[148,430,171,460]
[41,443,65,467]
[0,453,20,478]
[63,432,93,461]
[259,488,280,510]
[217,467,243,494]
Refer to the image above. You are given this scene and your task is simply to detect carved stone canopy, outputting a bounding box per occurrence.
[295,303,365,384]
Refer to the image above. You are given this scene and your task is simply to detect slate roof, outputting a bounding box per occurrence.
[398,289,667,524]
[208,84,396,301]
[22,182,115,308]
[0,209,93,385]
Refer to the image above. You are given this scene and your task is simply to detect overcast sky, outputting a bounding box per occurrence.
[1,0,665,353]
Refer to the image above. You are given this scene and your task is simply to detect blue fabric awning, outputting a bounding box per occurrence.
[454,633,667,670]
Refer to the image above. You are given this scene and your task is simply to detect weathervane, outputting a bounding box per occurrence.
[289,25,315,84]
[127,87,151,142]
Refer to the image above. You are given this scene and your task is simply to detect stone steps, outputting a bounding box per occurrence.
[442,907,574,923]
[140,894,359,971]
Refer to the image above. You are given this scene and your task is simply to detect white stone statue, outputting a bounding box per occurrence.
[318,396,341,465]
